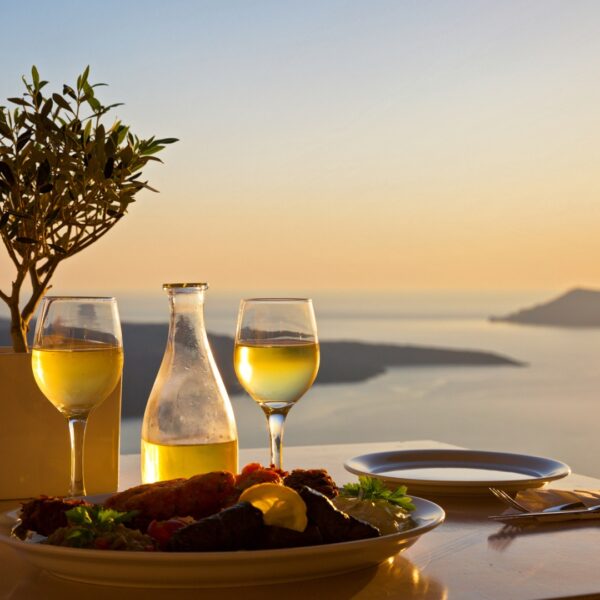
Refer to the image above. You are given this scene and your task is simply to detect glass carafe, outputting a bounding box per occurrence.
[141,283,238,482]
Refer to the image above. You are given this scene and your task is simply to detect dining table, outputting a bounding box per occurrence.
[1,439,599,600]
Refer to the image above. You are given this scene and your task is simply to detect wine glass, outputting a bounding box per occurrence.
[234,298,319,469]
[32,297,123,497]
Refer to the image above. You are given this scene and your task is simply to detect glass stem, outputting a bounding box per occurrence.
[68,416,88,497]
[265,407,291,470]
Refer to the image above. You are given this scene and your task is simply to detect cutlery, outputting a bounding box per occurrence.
[489,504,600,524]
[489,487,585,513]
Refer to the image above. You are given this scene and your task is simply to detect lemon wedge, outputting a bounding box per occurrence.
[239,483,308,532]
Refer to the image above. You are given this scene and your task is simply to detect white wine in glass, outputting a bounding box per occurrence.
[32,297,123,496]
[234,299,319,469]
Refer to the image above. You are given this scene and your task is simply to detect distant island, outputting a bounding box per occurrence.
[0,318,521,418]
[490,288,600,328]
[118,324,521,417]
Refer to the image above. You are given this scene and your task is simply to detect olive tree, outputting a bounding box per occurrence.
[0,67,176,351]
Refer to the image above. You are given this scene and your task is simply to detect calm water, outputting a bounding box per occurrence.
[116,291,600,478]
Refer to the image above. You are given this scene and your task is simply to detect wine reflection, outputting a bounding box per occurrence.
[217,554,448,600]
[375,555,448,600]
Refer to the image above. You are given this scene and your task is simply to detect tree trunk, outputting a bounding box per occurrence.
[9,306,28,353]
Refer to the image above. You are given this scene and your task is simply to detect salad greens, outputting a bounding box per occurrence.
[61,506,137,547]
[340,476,416,511]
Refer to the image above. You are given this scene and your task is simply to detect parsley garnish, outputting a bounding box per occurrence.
[65,505,137,528]
[61,506,138,547]
[340,476,416,511]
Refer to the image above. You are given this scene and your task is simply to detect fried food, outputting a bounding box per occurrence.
[16,496,91,538]
[284,468,338,499]
[104,471,237,530]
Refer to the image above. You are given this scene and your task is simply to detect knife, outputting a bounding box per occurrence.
[489,504,600,524]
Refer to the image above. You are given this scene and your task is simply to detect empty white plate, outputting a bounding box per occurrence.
[344,449,570,496]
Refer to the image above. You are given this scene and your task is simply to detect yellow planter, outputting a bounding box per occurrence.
[0,349,120,499]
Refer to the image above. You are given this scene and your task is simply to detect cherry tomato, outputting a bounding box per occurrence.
[147,518,188,547]
[94,537,111,550]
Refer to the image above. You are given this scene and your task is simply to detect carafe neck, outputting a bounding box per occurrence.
[164,284,209,359]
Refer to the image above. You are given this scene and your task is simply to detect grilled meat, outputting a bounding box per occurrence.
[16,496,91,538]
[299,487,380,543]
[167,502,264,552]
[284,468,338,499]
[257,524,323,549]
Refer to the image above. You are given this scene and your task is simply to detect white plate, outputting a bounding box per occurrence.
[0,496,444,588]
[345,449,570,496]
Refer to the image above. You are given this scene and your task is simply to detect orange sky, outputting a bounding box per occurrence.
[1,2,600,296]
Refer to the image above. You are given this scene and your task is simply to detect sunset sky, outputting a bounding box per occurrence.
[1,1,599,296]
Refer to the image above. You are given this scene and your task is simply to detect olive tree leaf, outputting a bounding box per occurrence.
[36,159,51,188]
[104,157,114,178]
[0,161,15,186]
[62,85,77,100]
[7,97,30,107]
[77,66,90,92]
[16,131,32,152]
[41,98,53,117]
[31,66,40,87]
[0,120,12,138]
[15,236,38,244]
[51,93,72,112]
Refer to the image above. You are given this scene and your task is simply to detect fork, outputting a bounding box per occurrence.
[488,487,585,513]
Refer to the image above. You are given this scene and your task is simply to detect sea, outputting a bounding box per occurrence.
[110,290,599,478]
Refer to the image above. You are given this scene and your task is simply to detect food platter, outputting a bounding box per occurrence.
[345,449,570,496]
[0,496,444,588]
